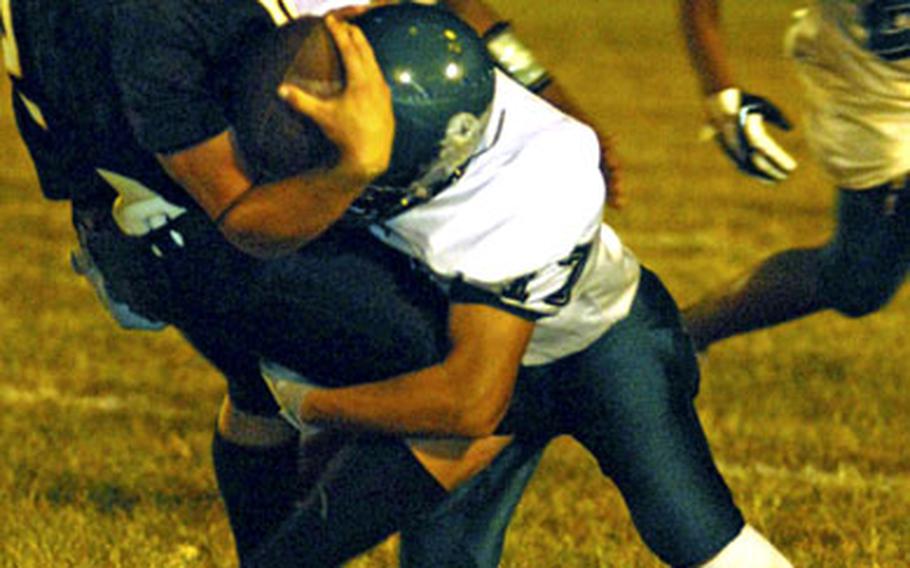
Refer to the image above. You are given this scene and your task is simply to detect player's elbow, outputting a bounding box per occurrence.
[452,404,508,438]
[449,374,514,438]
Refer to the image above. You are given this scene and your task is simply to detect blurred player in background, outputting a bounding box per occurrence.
[256,5,793,566]
[0,0,618,565]
[679,0,910,351]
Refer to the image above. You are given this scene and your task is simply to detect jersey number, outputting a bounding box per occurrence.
[501,242,592,307]
[543,242,592,307]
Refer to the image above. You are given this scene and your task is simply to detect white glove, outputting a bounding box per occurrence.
[260,360,322,435]
[705,88,797,183]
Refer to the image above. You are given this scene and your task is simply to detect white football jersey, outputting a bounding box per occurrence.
[287,0,369,16]
[256,0,370,21]
[371,73,641,366]
[787,3,910,188]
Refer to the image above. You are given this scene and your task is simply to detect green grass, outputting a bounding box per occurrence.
[1,1,907,566]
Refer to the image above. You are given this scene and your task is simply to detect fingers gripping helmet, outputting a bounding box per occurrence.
[348,4,495,221]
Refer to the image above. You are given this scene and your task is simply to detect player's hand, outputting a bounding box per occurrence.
[704,87,797,183]
[278,14,394,185]
[260,360,322,435]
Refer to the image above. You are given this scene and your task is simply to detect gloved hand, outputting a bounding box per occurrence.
[705,87,797,183]
[260,359,322,435]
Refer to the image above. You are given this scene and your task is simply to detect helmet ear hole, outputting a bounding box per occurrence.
[228,18,343,183]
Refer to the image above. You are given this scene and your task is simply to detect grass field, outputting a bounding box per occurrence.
[1,1,908,566]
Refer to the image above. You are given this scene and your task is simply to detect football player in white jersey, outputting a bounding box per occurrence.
[679,0,910,350]
[259,5,793,566]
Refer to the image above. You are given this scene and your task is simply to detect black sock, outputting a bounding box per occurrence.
[245,435,448,567]
[211,429,300,558]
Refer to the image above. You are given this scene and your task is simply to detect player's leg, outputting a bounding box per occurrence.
[244,434,514,567]
[81,207,456,563]
[683,180,909,350]
[88,210,534,566]
[399,438,545,568]
[565,268,790,567]
[815,182,910,317]
[681,245,828,351]
[176,320,307,559]
[231,227,451,386]
[210,403,301,558]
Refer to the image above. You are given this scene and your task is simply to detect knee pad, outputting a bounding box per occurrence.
[830,287,895,318]
[818,255,902,318]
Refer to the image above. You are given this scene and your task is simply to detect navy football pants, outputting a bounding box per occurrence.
[818,184,910,317]
[403,269,745,567]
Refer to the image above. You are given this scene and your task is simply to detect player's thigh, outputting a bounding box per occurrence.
[562,274,743,564]
[179,316,281,415]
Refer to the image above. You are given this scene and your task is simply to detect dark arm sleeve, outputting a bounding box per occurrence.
[111,0,261,154]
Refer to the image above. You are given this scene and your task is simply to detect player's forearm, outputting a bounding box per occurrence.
[215,166,367,258]
[266,304,530,438]
[443,0,596,127]
[301,361,513,438]
[159,130,372,258]
[679,0,736,94]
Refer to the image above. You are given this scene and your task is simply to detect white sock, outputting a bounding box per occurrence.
[699,524,793,568]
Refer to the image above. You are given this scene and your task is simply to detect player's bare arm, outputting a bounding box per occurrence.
[679,0,735,94]
[157,15,393,258]
[267,302,535,438]
[679,0,797,183]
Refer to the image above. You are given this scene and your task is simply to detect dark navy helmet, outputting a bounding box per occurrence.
[354,4,495,188]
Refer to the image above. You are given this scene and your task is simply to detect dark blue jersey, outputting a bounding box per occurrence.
[5,0,276,207]
[111,0,276,155]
